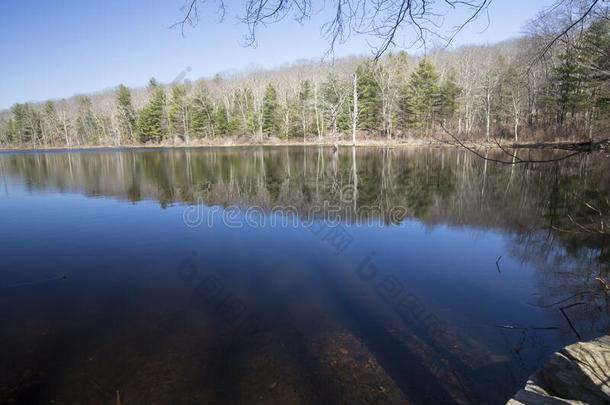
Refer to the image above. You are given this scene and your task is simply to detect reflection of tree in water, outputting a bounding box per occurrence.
[2,148,609,290]
[0,147,450,223]
[2,146,607,226]
[416,151,609,393]
[506,158,610,343]
[2,147,609,403]
[4,148,607,303]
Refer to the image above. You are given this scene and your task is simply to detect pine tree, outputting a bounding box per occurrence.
[75,97,100,144]
[214,103,230,135]
[578,19,610,134]
[551,47,591,129]
[116,84,137,143]
[298,80,313,138]
[438,71,462,121]
[406,59,440,132]
[355,62,381,130]
[138,78,167,143]
[4,119,16,144]
[190,83,215,138]
[42,101,63,145]
[168,84,189,142]
[227,108,240,135]
[10,103,37,145]
[262,83,279,135]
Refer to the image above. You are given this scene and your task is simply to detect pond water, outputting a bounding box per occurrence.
[0,146,608,404]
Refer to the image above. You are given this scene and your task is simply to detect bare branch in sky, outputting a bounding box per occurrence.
[173,0,493,57]
[527,0,609,68]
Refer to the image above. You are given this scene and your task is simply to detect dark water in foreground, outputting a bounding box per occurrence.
[0,146,608,404]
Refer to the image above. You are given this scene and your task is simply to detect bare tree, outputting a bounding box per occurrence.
[373,52,409,139]
[480,50,502,142]
[323,73,349,139]
[351,73,358,145]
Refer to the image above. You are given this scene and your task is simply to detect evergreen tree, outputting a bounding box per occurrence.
[4,119,16,144]
[75,97,100,144]
[214,103,230,135]
[554,49,588,127]
[190,83,215,138]
[298,80,313,137]
[553,48,588,127]
[168,84,189,141]
[42,101,63,145]
[116,84,137,142]
[406,59,440,131]
[262,83,279,135]
[227,107,240,135]
[579,19,610,123]
[138,78,167,143]
[10,103,37,145]
[355,62,381,130]
[438,71,462,121]
[398,86,414,130]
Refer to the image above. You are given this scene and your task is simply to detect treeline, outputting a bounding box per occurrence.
[1,16,608,147]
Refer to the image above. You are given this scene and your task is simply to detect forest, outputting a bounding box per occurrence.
[0,4,608,148]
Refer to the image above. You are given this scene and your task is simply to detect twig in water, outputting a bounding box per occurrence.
[527,290,596,308]
[495,324,558,331]
[496,256,502,273]
[559,302,585,340]
[596,277,610,295]
[5,274,68,289]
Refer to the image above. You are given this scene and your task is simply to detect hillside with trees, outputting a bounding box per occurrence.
[1,5,608,148]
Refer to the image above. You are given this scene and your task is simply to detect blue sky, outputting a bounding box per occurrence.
[0,0,555,109]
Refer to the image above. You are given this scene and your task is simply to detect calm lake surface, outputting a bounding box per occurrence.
[1,146,608,404]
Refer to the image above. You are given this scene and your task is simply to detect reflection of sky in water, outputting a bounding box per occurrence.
[0,148,608,403]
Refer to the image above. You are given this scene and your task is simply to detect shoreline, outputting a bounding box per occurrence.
[0,137,606,153]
